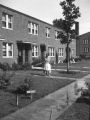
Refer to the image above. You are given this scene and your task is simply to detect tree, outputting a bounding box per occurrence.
[53,0,81,72]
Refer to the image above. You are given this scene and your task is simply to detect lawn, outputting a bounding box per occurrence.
[0,59,90,119]
[32,59,90,79]
[0,70,75,118]
[51,70,89,78]
[52,59,90,71]
[57,97,90,120]
[30,68,89,79]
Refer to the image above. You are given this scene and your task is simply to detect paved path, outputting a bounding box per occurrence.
[32,66,89,73]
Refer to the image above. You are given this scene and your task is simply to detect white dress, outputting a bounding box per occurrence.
[44,62,51,73]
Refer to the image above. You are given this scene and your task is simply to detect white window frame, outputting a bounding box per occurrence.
[46,27,50,38]
[28,22,32,34]
[48,47,55,57]
[28,22,38,35]
[83,39,88,44]
[2,42,13,58]
[84,47,89,53]
[32,45,38,57]
[34,24,38,35]
[2,13,13,30]
[32,23,34,34]
[58,48,64,57]
[55,30,59,40]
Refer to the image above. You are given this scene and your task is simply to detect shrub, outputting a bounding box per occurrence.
[15,78,33,94]
[74,57,81,62]
[12,63,21,70]
[63,58,68,63]
[0,62,11,71]
[0,74,11,89]
[32,57,43,67]
[79,54,86,59]
[21,63,32,70]
[12,63,32,70]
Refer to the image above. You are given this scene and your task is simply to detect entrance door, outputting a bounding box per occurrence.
[17,43,31,64]
[40,44,46,61]
[25,49,29,63]
[18,48,23,64]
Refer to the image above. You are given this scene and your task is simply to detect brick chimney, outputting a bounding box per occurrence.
[75,22,79,35]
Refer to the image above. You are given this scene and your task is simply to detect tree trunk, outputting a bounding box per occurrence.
[67,43,69,73]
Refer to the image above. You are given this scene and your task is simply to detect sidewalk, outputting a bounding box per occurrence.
[32,66,89,73]
[1,74,86,120]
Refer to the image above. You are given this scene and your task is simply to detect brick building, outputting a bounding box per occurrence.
[0,4,76,65]
[76,32,90,57]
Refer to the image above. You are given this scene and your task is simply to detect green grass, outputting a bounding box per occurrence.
[57,97,90,120]
[52,59,90,70]
[0,71,75,118]
[0,59,90,119]
[51,70,89,78]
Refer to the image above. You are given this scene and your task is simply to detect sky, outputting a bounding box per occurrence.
[0,0,90,35]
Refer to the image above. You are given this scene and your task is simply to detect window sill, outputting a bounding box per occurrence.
[55,39,59,40]
[46,37,50,38]
[2,56,13,58]
[28,33,38,36]
[58,56,63,57]
[2,27,13,30]
[32,56,38,57]
[48,56,55,57]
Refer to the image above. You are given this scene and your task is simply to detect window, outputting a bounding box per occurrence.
[2,13,13,29]
[48,47,55,57]
[83,39,88,44]
[2,42,6,57]
[84,47,89,53]
[2,42,13,58]
[34,24,38,35]
[28,22,38,35]
[28,22,32,33]
[55,30,59,40]
[58,48,64,57]
[46,27,50,38]
[83,40,84,44]
[32,45,38,57]
[32,23,34,34]
[2,13,6,28]
[71,49,74,55]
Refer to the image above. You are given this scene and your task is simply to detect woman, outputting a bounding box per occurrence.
[44,54,51,76]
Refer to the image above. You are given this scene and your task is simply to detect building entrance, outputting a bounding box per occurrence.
[17,42,32,64]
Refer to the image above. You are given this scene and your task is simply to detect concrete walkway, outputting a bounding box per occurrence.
[32,66,89,73]
[1,74,90,120]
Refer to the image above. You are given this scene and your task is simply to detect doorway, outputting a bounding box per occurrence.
[17,42,31,64]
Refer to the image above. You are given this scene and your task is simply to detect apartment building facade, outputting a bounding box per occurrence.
[76,32,90,57]
[0,4,76,65]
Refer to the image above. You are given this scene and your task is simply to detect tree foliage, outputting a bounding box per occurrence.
[53,0,81,72]
[53,0,81,44]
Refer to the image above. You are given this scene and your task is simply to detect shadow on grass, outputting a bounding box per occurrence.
[57,71,79,74]
[76,96,90,120]
[31,73,45,76]
[76,96,90,105]
[30,69,45,76]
